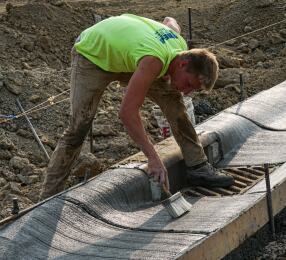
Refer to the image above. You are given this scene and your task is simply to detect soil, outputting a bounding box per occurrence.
[0,0,286,256]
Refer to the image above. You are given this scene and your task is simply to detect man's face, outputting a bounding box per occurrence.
[170,61,203,95]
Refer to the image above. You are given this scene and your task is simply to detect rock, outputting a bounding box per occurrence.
[235,43,250,53]
[93,125,117,137]
[215,68,242,88]
[34,168,45,181]
[280,29,286,38]
[38,35,52,52]
[5,3,13,13]
[0,189,9,202]
[26,190,40,203]
[0,136,15,150]
[252,49,267,62]
[224,39,237,46]
[0,150,12,160]
[94,142,110,152]
[0,170,17,182]
[9,182,22,194]
[22,62,32,70]
[255,61,264,69]
[29,94,41,103]
[4,71,25,95]
[4,81,22,95]
[30,153,45,165]
[17,174,39,185]
[281,47,286,57]
[270,33,286,44]
[244,26,253,33]
[16,129,34,139]
[40,134,56,149]
[71,153,102,178]
[0,80,3,88]
[141,117,150,129]
[194,101,217,115]
[0,177,7,188]
[248,38,259,50]
[20,164,36,176]
[255,0,275,8]
[22,40,35,52]
[216,52,242,68]
[5,123,18,132]
[28,175,40,184]
[243,17,252,25]
[0,183,10,192]
[267,47,279,56]
[225,84,242,94]
[9,156,30,170]
[17,174,31,185]
[50,0,66,7]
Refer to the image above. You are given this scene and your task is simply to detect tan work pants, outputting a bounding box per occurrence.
[40,49,207,199]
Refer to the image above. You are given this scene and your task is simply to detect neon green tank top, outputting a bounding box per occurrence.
[74,14,187,78]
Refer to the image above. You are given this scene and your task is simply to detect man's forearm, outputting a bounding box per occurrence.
[120,110,158,159]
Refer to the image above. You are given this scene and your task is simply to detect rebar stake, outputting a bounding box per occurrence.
[84,168,91,182]
[11,198,19,215]
[187,7,192,49]
[239,73,245,101]
[264,163,276,239]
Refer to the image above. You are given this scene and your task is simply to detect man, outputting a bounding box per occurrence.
[40,14,234,200]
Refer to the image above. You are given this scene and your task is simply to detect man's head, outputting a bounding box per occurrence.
[168,48,219,95]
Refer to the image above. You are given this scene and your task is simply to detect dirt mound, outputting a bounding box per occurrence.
[0,1,96,70]
[0,0,285,223]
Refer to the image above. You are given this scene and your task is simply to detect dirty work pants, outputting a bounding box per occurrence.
[40,49,207,200]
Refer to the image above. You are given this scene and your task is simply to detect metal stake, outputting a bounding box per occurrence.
[264,163,276,239]
[84,168,91,182]
[16,98,50,161]
[11,198,19,215]
[239,73,245,101]
[187,7,192,49]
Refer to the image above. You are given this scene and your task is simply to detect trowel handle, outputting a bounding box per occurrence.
[162,183,172,198]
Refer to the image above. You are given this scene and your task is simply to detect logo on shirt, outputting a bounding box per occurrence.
[155,28,178,44]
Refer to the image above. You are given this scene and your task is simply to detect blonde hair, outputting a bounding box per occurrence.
[180,48,219,91]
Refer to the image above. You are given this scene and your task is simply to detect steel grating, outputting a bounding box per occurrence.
[182,165,277,197]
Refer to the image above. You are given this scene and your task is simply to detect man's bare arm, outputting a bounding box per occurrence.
[119,56,168,186]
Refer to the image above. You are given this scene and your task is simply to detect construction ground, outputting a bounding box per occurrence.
[0,0,286,258]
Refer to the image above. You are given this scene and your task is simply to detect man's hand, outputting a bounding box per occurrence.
[148,154,169,189]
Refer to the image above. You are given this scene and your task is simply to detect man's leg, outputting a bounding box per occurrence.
[147,80,234,188]
[147,80,207,167]
[40,51,114,200]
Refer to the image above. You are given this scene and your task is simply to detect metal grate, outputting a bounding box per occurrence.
[182,166,275,197]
